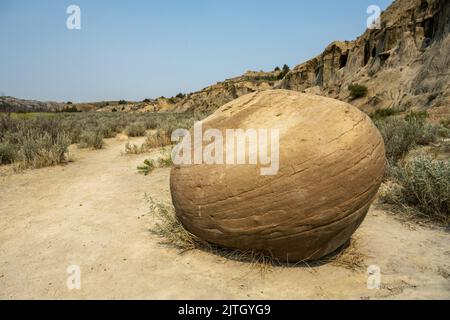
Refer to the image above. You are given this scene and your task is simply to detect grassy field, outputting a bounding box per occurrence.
[0,111,200,170]
[8,112,57,119]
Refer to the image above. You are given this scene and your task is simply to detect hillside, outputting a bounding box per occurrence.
[0,96,65,113]
[3,0,449,118]
[280,0,450,118]
[166,0,450,117]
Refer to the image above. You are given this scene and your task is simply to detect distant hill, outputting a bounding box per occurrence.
[167,0,450,118]
[0,96,65,113]
[3,0,448,119]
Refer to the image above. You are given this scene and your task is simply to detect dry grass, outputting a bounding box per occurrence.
[146,196,366,273]
[381,155,449,225]
[123,142,147,155]
[146,195,205,251]
[317,239,366,271]
[144,130,172,149]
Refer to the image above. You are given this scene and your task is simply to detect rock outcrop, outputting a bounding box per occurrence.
[170,90,386,261]
[169,70,283,114]
[280,0,450,116]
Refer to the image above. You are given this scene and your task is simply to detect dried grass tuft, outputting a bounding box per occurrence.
[146,196,367,273]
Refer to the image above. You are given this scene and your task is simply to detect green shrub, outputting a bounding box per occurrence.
[96,124,116,138]
[375,117,438,163]
[78,131,104,149]
[137,159,155,175]
[383,155,449,223]
[62,106,80,113]
[157,151,173,167]
[348,84,368,100]
[0,142,17,164]
[370,108,401,120]
[405,110,428,122]
[125,122,146,137]
[118,100,127,105]
[16,132,71,169]
[440,117,450,129]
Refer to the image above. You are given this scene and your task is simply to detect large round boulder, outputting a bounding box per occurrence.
[170,89,386,262]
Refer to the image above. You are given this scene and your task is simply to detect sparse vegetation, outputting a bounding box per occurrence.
[125,122,146,137]
[118,100,127,105]
[137,150,173,175]
[405,110,429,122]
[144,130,172,149]
[381,155,449,224]
[374,110,449,224]
[147,196,202,250]
[157,150,173,167]
[0,112,196,169]
[78,131,104,149]
[370,108,402,120]
[441,117,450,129]
[124,142,146,155]
[137,159,156,176]
[146,196,366,271]
[348,84,368,100]
[375,117,439,164]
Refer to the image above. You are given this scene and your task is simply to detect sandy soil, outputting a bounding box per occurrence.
[0,137,449,300]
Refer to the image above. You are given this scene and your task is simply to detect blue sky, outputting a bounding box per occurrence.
[0,0,393,102]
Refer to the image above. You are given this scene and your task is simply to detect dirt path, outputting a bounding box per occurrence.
[0,137,449,299]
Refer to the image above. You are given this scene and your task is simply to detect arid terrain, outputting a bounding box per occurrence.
[0,0,449,301]
[1,136,449,299]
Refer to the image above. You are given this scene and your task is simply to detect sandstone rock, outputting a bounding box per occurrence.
[170,90,386,261]
[280,0,450,116]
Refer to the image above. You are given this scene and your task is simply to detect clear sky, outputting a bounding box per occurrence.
[0,0,393,102]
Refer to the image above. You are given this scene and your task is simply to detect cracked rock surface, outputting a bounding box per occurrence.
[170,90,386,261]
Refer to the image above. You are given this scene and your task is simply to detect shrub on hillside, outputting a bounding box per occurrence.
[370,108,402,120]
[404,110,428,122]
[348,84,368,100]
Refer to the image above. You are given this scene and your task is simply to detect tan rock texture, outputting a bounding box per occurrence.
[170,90,386,261]
[280,0,450,116]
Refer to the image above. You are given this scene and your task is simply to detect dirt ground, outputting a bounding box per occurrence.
[0,136,449,299]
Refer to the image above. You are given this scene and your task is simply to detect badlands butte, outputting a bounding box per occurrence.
[2,0,449,120]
